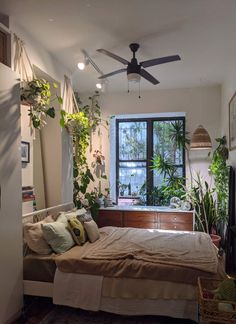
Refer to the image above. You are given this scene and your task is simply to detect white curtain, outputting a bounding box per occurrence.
[62,75,79,113]
[13,34,35,81]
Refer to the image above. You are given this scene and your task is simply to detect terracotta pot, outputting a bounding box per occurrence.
[210,234,221,248]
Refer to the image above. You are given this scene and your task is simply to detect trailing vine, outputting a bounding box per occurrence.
[60,92,108,217]
[21,78,63,129]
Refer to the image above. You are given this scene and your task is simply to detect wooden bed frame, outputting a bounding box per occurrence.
[22,202,74,297]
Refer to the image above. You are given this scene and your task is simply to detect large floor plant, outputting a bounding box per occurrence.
[209,136,229,238]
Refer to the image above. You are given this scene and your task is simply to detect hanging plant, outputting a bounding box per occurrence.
[20,78,63,129]
[60,92,108,218]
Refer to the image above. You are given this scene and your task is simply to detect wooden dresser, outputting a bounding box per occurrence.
[97,207,194,231]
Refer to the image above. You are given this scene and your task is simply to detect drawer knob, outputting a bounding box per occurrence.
[174,225,177,229]
[174,217,177,221]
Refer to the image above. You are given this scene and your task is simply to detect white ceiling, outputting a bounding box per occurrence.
[1,0,236,93]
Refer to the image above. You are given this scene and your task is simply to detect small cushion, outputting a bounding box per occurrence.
[23,215,54,255]
[67,217,86,245]
[83,220,100,243]
[60,208,92,223]
[41,216,74,254]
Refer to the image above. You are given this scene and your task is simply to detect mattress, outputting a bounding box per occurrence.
[23,253,56,282]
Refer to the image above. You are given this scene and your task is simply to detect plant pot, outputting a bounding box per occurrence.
[104,197,113,208]
[210,234,221,248]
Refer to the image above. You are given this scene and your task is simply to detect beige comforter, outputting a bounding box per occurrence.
[56,227,221,284]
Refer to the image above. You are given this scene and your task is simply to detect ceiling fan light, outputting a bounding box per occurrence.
[127,73,141,82]
[77,62,85,70]
[190,125,212,150]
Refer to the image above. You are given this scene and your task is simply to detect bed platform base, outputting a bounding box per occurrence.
[24,280,53,297]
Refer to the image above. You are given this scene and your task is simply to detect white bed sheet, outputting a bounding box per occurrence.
[53,269,198,321]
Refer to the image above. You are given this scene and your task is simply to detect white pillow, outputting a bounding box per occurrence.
[84,220,100,243]
[23,215,54,255]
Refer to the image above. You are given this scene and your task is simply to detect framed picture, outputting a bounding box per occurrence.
[21,141,30,163]
[229,91,236,150]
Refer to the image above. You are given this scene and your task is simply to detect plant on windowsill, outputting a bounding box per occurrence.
[20,78,63,129]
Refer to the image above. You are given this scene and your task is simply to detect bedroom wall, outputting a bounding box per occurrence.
[10,20,73,207]
[87,85,221,190]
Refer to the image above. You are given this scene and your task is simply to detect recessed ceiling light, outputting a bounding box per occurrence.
[78,62,85,70]
[48,18,54,22]
[96,83,102,89]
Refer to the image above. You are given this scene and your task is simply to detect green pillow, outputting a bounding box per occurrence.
[67,217,86,245]
[41,219,74,254]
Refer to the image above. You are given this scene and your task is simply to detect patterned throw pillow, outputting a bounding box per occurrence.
[67,217,86,245]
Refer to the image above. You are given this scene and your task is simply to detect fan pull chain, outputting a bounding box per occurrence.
[139,80,141,99]
[127,81,130,93]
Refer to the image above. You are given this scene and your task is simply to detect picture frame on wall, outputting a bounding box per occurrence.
[21,141,30,163]
[229,91,236,150]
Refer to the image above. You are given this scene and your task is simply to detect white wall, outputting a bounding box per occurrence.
[10,20,73,206]
[97,85,221,187]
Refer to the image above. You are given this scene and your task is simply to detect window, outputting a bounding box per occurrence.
[116,117,185,205]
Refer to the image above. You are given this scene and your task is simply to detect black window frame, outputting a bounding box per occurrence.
[116,116,186,204]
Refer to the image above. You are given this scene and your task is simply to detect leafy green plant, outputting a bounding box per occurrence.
[209,136,229,226]
[186,174,217,233]
[60,92,108,218]
[21,78,63,129]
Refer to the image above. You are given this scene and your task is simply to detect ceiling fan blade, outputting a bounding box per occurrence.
[97,49,129,65]
[140,69,160,85]
[98,68,127,79]
[140,55,181,68]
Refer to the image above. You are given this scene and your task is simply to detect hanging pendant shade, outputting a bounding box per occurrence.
[190,125,212,150]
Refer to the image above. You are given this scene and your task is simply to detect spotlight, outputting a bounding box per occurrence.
[77,62,85,70]
[96,83,102,89]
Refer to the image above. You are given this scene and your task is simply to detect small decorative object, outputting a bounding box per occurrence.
[104,196,113,207]
[229,91,236,150]
[170,197,181,208]
[92,149,105,166]
[190,125,212,150]
[181,201,191,211]
[21,141,30,163]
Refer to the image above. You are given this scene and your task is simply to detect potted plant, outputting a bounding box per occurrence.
[209,136,229,240]
[186,173,221,247]
[21,78,63,129]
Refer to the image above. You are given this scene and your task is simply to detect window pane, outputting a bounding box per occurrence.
[153,166,184,187]
[119,162,146,196]
[119,121,147,160]
[153,120,183,165]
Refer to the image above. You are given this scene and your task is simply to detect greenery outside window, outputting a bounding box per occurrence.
[116,117,185,205]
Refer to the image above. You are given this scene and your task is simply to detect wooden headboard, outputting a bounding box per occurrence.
[22,202,74,224]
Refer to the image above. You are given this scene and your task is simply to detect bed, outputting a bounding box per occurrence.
[23,204,225,322]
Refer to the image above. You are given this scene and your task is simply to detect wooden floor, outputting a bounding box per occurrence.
[13,296,54,324]
[13,296,196,324]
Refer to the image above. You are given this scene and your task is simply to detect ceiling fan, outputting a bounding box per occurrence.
[97,43,181,85]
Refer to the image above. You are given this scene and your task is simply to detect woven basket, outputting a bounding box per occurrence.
[198,277,236,323]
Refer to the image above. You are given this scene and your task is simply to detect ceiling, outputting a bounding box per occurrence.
[1,0,236,93]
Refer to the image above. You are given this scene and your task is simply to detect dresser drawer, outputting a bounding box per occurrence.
[158,212,193,224]
[160,222,193,231]
[123,211,156,222]
[97,210,123,227]
[124,220,156,229]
